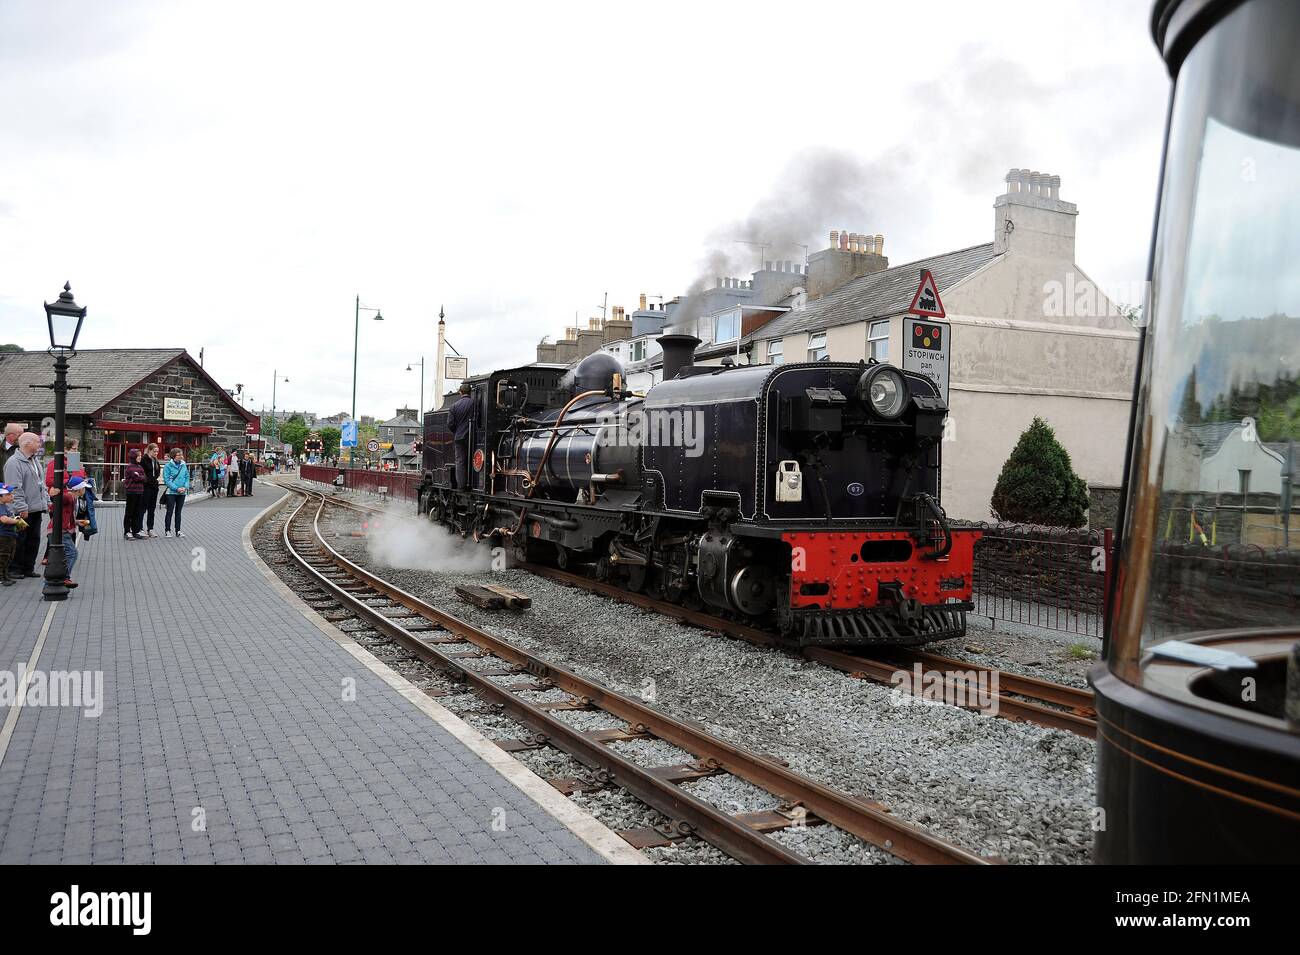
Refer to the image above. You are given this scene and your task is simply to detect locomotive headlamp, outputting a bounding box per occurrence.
[858,366,908,420]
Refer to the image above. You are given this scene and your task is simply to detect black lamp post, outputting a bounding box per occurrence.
[39,282,88,601]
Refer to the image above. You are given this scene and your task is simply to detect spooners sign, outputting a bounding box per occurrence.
[163,397,192,421]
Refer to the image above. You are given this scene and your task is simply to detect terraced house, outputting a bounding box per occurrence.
[680,170,1141,523]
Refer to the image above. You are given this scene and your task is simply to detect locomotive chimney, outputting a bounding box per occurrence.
[658,334,701,382]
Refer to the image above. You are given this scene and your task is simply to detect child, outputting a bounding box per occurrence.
[0,483,24,587]
[48,475,89,588]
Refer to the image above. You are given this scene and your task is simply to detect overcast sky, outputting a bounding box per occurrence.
[0,0,1169,421]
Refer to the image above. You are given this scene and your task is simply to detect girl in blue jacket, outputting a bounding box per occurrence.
[162,448,191,538]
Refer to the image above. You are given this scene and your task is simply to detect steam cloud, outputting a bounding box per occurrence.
[364,508,494,573]
[673,145,910,325]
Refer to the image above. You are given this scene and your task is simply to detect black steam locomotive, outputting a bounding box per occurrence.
[418,334,979,647]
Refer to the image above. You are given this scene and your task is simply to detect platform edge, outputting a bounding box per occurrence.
[241,488,647,866]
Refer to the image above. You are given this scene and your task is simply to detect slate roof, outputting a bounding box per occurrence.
[1188,421,1246,457]
[0,347,255,423]
[381,415,421,428]
[751,242,999,342]
[0,348,186,416]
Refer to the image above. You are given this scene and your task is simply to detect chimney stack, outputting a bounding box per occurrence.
[639,293,647,310]
[995,166,1077,256]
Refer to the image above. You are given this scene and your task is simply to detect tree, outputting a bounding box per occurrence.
[990,417,1090,527]
[318,427,341,457]
[0,344,22,353]
[279,418,308,454]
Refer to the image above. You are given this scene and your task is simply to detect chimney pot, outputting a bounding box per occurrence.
[829,230,839,250]
[875,234,884,256]
[839,231,849,250]
[716,278,723,288]
[1049,174,1061,199]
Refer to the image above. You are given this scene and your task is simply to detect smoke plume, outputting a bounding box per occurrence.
[364,509,494,573]
[673,146,911,325]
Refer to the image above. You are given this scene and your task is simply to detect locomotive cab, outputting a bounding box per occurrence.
[1094,0,1300,863]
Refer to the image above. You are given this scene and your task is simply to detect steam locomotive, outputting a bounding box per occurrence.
[418,334,980,646]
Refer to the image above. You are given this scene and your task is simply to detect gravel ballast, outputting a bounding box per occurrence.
[316,500,1097,865]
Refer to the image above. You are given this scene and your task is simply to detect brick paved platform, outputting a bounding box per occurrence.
[0,483,630,864]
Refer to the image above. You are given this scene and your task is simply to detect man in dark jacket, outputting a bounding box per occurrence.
[447,383,476,488]
[1,423,24,472]
[240,452,255,496]
[141,443,162,537]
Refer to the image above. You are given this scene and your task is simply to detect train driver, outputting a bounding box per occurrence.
[448,382,476,488]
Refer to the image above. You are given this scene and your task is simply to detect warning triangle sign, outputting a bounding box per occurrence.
[908,269,945,318]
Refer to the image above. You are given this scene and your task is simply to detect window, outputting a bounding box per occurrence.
[767,340,784,365]
[807,331,828,362]
[630,340,646,363]
[868,320,889,361]
[715,309,740,344]
[1239,469,1251,495]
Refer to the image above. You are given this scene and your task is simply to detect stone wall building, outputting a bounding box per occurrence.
[0,348,257,488]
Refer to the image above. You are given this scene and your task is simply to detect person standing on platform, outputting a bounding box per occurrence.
[2,433,46,580]
[227,449,241,497]
[48,474,88,589]
[240,451,255,497]
[1,423,23,472]
[38,436,88,566]
[0,483,23,586]
[162,447,190,538]
[43,437,86,491]
[122,449,146,540]
[141,443,162,538]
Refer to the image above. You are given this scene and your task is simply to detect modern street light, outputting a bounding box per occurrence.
[270,370,289,452]
[351,294,383,466]
[406,357,424,423]
[38,282,89,602]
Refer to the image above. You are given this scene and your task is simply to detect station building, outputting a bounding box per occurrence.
[0,347,257,469]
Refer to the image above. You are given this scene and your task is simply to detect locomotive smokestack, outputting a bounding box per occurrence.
[658,334,701,382]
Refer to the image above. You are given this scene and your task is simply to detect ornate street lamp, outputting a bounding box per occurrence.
[39,282,89,601]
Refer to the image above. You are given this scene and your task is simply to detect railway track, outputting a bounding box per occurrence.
[283,481,1096,738]
[522,563,1098,738]
[269,485,997,865]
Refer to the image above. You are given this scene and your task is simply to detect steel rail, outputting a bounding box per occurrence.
[285,485,1094,737]
[520,563,1097,738]
[277,487,994,865]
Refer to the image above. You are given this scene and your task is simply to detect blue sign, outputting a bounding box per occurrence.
[341,421,359,448]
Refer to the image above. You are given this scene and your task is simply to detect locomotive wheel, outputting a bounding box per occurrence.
[555,545,570,570]
[624,564,647,593]
[595,557,612,582]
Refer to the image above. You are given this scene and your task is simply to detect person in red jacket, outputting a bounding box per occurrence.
[43,437,88,490]
[41,437,88,565]
[48,474,89,588]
